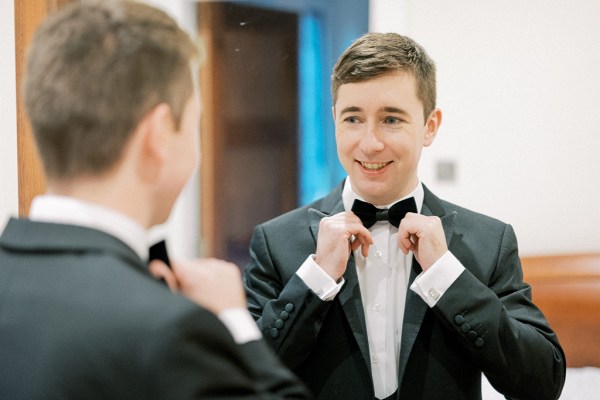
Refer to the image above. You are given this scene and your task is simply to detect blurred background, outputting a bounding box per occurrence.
[2,0,599,268]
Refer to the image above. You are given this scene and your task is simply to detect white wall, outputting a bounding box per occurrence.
[370,0,600,256]
[4,0,600,257]
[0,0,19,229]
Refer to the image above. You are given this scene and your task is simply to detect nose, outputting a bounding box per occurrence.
[359,124,384,154]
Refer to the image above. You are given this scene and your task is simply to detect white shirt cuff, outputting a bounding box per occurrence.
[218,308,262,344]
[410,251,465,307]
[296,255,345,301]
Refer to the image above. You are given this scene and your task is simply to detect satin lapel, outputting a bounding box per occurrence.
[307,180,346,245]
[397,186,458,386]
[307,189,345,244]
[307,183,372,374]
[421,185,458,246]
[338,253,371,375]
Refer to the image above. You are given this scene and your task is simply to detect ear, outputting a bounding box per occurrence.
[423,108,442,147]
[331,106,337,123]
[144,103,175,159]
[137,103,175,179]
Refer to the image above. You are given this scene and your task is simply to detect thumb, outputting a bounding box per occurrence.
[149,259,179,292]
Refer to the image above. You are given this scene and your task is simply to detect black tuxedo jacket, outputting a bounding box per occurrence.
[0,218,310,399]
[243,182,565,400]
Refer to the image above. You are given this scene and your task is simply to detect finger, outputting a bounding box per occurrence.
[361,242,369,257]
[398,227,416,254]
[350,227,373,255]
[149,260,179,292]
[399,237,411,254]
[353,225,373,243]
[398,214,421,239]
[350,236,370,257]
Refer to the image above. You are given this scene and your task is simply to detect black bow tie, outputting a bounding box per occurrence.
[351,197,417,228]
[149,239,171,268]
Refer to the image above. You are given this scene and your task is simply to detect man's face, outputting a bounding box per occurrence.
[333,71,440,205]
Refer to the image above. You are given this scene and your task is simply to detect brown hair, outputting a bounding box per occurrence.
[24,0,198,180]
[331,32,436,119]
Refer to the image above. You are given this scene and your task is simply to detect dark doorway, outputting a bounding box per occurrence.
[197,3,298,267]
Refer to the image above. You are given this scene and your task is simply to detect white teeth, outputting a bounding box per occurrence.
[361,162,388,170]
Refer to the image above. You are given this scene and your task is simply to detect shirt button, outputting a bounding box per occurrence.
[375,250,383,258]
[373,304,381,311]
[372,356,379,364]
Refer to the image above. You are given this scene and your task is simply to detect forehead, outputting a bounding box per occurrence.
[335,71,422,111]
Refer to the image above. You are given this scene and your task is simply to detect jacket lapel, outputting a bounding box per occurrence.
[307,182,372,374]
[337,253,371,375]
[397,185,458,387]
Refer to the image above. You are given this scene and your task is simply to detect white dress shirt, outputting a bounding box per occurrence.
[297,179,464,399]
[29,195,261,344]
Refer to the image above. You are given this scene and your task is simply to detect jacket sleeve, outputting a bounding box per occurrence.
[434,224,566,400]
[150,305,312,399]
[243,224,334,369]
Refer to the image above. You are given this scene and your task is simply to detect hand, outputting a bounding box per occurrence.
[398,213,448,271]
[315,211,373,281]
[149,258,246,314]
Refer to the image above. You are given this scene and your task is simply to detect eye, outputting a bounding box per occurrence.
[383,116,402,124]
[343,116,361,124]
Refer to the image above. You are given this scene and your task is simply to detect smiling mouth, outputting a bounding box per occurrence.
[358,161,391,171]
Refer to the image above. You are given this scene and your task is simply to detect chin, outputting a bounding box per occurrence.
[354,184,392,205]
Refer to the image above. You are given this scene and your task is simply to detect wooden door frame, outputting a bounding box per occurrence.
[14,0,75,216]
[197,3,225,258]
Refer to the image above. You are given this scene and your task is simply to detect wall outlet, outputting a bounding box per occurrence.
[436,160,456,182]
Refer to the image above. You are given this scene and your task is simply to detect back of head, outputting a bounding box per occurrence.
[331,32,437,119]
[24,0,198,181]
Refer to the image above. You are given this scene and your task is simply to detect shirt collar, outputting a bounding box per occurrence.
[342,177,424,214]
[29,195,149,261]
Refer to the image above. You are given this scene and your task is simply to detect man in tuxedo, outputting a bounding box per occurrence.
[0,2,310,399]
[243,33,566,400]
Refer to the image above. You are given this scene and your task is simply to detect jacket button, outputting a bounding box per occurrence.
[454,315,465,325]
[461,323,471,333]
[475,337,484,347]
[280,311,289,320]
[275,319,284,329]
[285,303,294,313]
[269,328,279,338]
[468,331,478,341]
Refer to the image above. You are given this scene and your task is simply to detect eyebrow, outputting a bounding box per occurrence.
[339,106,410,116]
[379,106,410,116]
[339,106,361,114]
